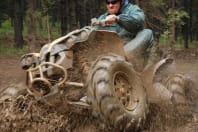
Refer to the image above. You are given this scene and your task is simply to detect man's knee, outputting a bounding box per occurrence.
[137,29,153,43]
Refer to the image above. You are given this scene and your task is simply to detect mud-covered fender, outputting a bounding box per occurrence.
[142,58,174,103]
[20,53,40,70]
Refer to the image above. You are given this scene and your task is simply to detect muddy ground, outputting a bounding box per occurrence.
[0,48,198,132]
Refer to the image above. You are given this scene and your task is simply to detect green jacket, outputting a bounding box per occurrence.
[96,3,145,43]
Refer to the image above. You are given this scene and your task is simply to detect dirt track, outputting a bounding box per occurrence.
[0,48,198,132]
[0,56,26,89]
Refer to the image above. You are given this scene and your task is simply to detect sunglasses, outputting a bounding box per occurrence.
[106,0,119,5]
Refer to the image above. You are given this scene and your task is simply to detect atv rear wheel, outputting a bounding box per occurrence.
[87,54,148,131]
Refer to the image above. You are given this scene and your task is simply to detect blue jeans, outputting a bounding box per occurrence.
[124,29,153,71]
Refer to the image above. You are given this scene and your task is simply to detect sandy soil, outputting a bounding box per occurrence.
[0,56,26,88]
[0,48,197,132]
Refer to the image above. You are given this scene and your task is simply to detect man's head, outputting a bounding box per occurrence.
[106,0,122,14]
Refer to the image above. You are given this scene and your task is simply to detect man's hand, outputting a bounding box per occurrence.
[105,15,119,24]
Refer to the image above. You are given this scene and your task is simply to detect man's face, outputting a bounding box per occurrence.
[106,0,121,14]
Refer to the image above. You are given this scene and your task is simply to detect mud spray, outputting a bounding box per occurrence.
[0,58,197,132]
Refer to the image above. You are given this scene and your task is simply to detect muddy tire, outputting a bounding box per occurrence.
[87,54,148,131]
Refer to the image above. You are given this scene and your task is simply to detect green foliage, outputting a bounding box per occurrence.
[167,9,189,26]
[149,0,165,7]
[0,20,14,45]
[0,44,29,56]
[101,1,107,11]
[161,30,170,40]
[159,36,198,48]
[0,0,196,50]
[162,9,189,39]
[0,0,10,25]
[42,0,57,14]
[0,20,13,34]
[36,17,61,39]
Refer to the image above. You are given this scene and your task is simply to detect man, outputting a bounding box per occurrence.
[80,0,154,102]
[95,0,154,71]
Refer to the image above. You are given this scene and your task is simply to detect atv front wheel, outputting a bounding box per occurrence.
[87,54,148,131]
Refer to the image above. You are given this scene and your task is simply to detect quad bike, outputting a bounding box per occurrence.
[20,20,186,131]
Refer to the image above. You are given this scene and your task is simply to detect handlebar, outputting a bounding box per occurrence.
[91,18,106,27]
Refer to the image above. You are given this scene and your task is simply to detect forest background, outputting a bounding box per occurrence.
[0,0,197,54]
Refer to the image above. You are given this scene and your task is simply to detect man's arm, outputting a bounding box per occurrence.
[117,4,145,33]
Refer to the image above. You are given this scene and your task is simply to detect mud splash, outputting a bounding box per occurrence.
[0,49,198,132]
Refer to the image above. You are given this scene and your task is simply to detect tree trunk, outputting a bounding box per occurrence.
[169,0,176,48]
[14,0,24,49]
[78,0,87,28]
[70,0,78,31]
[26,0,37,52]
[135,0,139,5]
[189,0,193,42]
[37,0,43,30]
[183,0,189,48]
[60,0,68,35]
[170,24,176,48]
[184,21,189,49]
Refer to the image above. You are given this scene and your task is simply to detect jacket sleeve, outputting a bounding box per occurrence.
[97,13,107,20]
[117,4,145,33]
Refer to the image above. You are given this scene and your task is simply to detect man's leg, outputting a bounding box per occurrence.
[124,29,153,54]
[124,29,153,71]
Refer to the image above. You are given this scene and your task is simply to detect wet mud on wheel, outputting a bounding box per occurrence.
[87,54,148,131]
